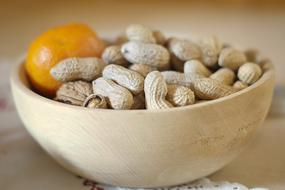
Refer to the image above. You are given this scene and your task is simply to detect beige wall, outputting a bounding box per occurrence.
[0,0,284,84]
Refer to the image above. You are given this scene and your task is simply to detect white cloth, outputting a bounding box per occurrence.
[93,178,267,190]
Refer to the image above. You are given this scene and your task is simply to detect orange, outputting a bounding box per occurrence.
[25,23,105,97]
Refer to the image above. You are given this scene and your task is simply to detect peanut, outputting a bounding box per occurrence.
[168,38,201,61]
[210,68,235,85]
[55,81,92,106]
[244,48,259,63]
[193,78,236,100]
[102,45,128,66]
[102,64,144,95]
[92,77,134,110]
[126,24,156,43]
[259,58,273,72]
[222,43,232,49]
[170,53,184,72]
[102,38,113,46]
[132,93,145,109]
[199,36,222,67]
[218,47,247,70]
[166,84,195,107]
[161,71,202,89]
[238,62,262,85]
[184,59,212,77]
[144,71,173,109]
[167,38,194,72]
[233,81,248,91]
[128,64,157,77]
[83,94,107,109]
[46,26,268,110]
[121,41,170,69]
[114,33,128,45]
[153,30,166,45]
[50,57,106,82]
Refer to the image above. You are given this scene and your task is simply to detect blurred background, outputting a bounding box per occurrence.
[0,1,285,189]
[0,0,284,80]
[1,0,284,114]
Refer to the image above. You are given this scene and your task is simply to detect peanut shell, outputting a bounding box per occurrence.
[210,68,235,85]
[161,71,203,89]
[168,38,201,61]
[92,77,134,110]
[238,62,262,85]
[102,45,128,66]
[218,48,247,70]
[153,30,166,45]
[121,41,170,69]
[166,84,195,107]
[126,24,156,43]
[184,59,212,77]
[50,57,106,82]
[193,78,236,100]
[83,94,107,109]
[55,81,92,106]
[233,81,248,91]
[129,64,157,77]
[102,64,144,95]
[199,36,222,67]
[131,93,146,109]
[144,71,173,109]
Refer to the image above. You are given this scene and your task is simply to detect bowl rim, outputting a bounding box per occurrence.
[10,59,275,113]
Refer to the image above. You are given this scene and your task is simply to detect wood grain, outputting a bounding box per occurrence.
[10,61,274,187]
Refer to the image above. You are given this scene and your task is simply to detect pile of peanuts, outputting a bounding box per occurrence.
[50,24,271,110]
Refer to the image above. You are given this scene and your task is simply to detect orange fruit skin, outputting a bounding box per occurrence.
[25,23,105,97]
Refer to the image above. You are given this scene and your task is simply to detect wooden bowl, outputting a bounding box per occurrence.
[10,61,274,188]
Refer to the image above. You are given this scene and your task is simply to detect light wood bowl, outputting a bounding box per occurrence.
[10,61,274,188]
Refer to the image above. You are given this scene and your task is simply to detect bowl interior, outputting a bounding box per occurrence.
[11,61,274,113]
[10,61,274,112]
[10,60,275,188]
